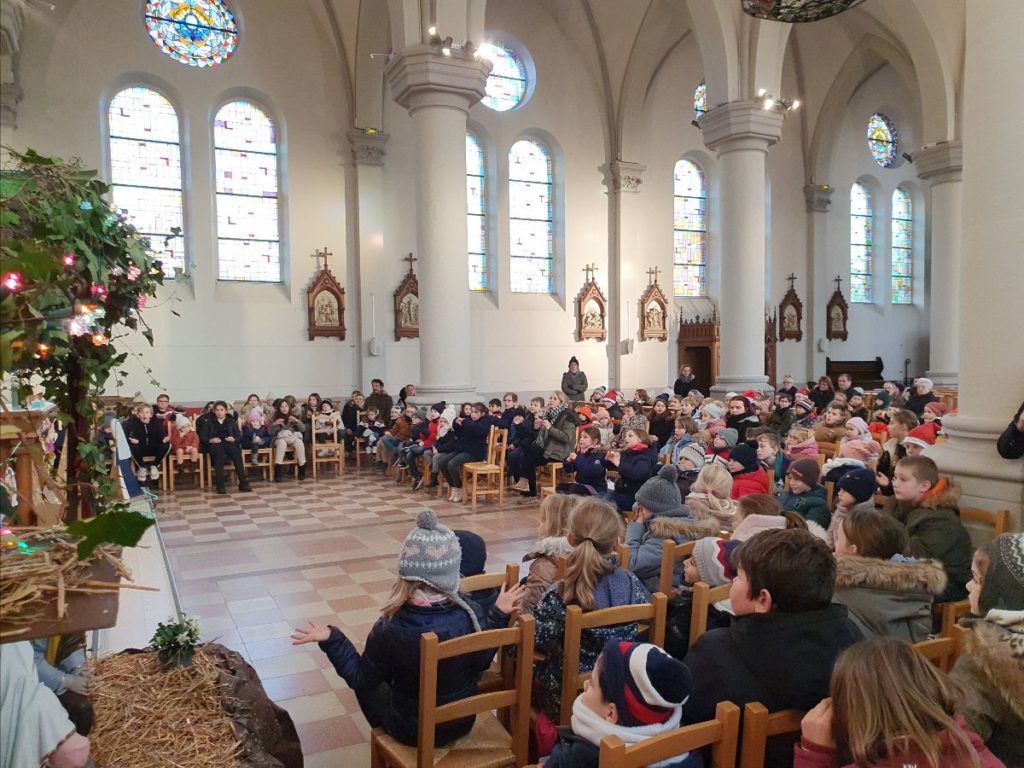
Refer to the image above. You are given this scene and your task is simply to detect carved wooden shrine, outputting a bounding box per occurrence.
[778,273,803,342]
[638,267,669,342]
[765,310,778,387]
[676,309,720,394]
[393,253,419,341]
[575,263,607,341]
[826,274,849,341]
[307,247,346,341]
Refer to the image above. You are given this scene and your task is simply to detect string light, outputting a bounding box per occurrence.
[63,253,77,267]
[91,332,108,347]
[36,343,50,359]
[2,272,23,291]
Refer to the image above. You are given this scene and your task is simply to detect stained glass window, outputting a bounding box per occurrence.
[850,182,873,303]
[673,159,707,297]
[145,0,238,68]
[466,132,488,291]
[509,139,553,294]
[479,44,527,112]
[214,101,281,282]
[108,86,185,275]
[891,187,913,304]
[867,112,898,168]
[694,80,708,120]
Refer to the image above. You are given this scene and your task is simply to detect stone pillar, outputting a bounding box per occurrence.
[929,0,1024,533]
[604,160,646,389]
[915,141,962,387]
[700,102,785,396]
[386,47,489,403]
[804,183,834,380]
[0,0,25,128]
[347,128,390,391]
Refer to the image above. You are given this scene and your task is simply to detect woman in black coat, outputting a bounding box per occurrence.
[809,375,836,414]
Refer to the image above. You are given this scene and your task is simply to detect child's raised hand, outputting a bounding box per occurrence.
[494,582,527,615]
[800,698,835,748]
[567,452,577,462]
[291,621,331,645]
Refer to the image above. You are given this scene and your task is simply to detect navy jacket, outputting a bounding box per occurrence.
[607,445,659,499]
[565,449,606,489]
[319,598,510,747]
[453,415,495,460]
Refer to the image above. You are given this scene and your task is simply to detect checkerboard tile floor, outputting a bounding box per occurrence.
[158,466,539,765]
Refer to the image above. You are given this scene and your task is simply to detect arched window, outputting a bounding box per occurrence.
[145,0,238,68]
[694,81,708,120]
[108,86,186,275]
[850,182,873,303]
[891,187,913,304]
[479,44,528,112]
[466,132,488,291]
[673,159,707,297]
[867,112,898,168]
[508,139,553,294]
[213,100,281,282]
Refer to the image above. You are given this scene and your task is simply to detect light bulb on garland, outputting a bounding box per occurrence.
[91,332,108,347]
[64,253,77,267]
[2,272,22,291]
[35,344,50,359]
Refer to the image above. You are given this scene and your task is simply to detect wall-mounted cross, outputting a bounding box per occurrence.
[583,263,598,282]
[312,247,332,271]
[787,273,797,291]
[834,274,844,292]
[403,252,417,274]
[647,266,660,286]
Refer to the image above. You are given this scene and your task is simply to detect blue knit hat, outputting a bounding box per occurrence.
[597,640,693,727]
[835,467,876,505]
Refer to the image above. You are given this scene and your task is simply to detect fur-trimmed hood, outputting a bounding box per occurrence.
[962,610,1024,724]
[523,536,574,562]
[890,477,961,517]
[649,516,721,540]
[835,555,948,596]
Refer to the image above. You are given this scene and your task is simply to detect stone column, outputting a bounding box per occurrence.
[915,141,962,387]
[604,160,646,389]
[700,102,785,396]
[385,47,489,403]
[0,0,25,128]
[929,0,1024,531]
[804,183,834,380]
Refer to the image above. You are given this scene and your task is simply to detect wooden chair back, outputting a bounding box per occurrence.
[311,412,344,478]
[461,427,510,511]
[939,599,971,639]
[690,581,732,649]
[825,481,834,509]
[459,563,520,595]
[560,593,668,725]
[913,636,958,672]
[739,703,804,768]
[659,539,696,597]
[960,507,1010,538]
[816,441,837,459]
[617,543,631,571]
[599,701,740,768]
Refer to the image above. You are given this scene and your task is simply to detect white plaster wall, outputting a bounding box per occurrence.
[8,0,353,403]
[824,65,929,383]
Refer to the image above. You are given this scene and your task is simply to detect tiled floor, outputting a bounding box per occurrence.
[158,466,539,766]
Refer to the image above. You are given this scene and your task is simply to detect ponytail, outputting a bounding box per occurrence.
[561,500,622,611]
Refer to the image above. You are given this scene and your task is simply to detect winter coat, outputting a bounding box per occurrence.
[766,408,796,437]
[792,720,1004,768]
[676,468,700,499]
[267,415,306,440]
[626,513,720,594]
[364,393,395,425]
[832,555,947,642]
[419,419,439,449]
[996,401,1024,460]
[683,605,862,768]
[543,409,580,462]
[561,370,589,400]
[564,448,606,490]
[387,416,412,441]
[341,401,362,432]
[778,485,831,529]
[730,467,770,500]
[731,514,788,542]
[813,423,844,444]
[125,417,167,455]
[534,568,651,720]
[546,727,700,768]
[905,390,939,417]
[453,415,495,460]
[433,428,458,455]
[685,493,738,533]
[241,424,270,450]
[884,479,973,591]
[607,444,659,501]
[726,413,761,443]
[520,536,575,615]
[951,610,1024,766]
[674,375,697,398]
[648,415,675,449]
[198,415,243,447]
[318,598,510,747]
[810,388,834,413]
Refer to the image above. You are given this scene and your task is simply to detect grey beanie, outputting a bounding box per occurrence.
[718,428,739,447]
[635,464,684,516]
[678,443,706,470]
[978,533,1024,614]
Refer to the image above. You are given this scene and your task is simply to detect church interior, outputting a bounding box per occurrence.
[1,0,1022,766]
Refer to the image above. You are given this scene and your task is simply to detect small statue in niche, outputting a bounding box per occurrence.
[315,291,339,327]
[307,246,346,341]
[400,293,419,329]
[638,267,669,342]
[825,274,849,341]
[646,302,665,331]
[784,305,798,333]
[778,273,804,342]
[830,306,844,333]
[393,252,420,341]
[575,264,608,341]
[583,301,603,330]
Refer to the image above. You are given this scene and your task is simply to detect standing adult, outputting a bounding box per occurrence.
[365,379,394,427]
[560,357,588,402]
[905,378,939,418]
[674,365,697,397]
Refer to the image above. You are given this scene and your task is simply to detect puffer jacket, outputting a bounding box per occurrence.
[813,423,844,443]
[832,555,947,642]
[453,414,495,460]
[729,467,770,500]
[626,512,720,594]
[884,479,973,591]
[778,485,831,529]
[520,536,575,615]
[607,444,659,499]
[561,370,589,400]
[564,448,606,490]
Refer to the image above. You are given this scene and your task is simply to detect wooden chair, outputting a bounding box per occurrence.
[825,481,834,509]
[370,616,535,768]
[939,599,972,638]
[459,563,521,596]
[960,507,1010,538]
[461,426,509,511]
[659,540,697,597]
[243,447,273,482]
[816,441,838,459]
[537,461,565,500]
[559,593,668,726]
[739,703,804,768]
[311,413,344,479]
[598,701,741,768]
[913,636,958,672]
[690,581,732,649]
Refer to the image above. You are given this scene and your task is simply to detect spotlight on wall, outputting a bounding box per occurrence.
[427,25,437,36]
[759,92,800,113]
[757,88,767,97]
[441,36,453,56]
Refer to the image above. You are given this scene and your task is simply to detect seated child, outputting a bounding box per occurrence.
[377,404,414,471]
[874,409,919,495]
[902,424,937,456]
[684,463,738,532]
[647,399,676,449]
[558,426,607,497]
[125,404,171,482]
[826,467,877,545]
[360,406,386,453]
[545,640,699,768]
[454,530,499,613]
[241,408,270,463]
[533,500,650,740]
[683,529,862,767]
[341,390,365,453]
[847,387,869,420]
[520,494,579,614]
[618,402,649,439]
[674,442,705,499]
[766,391,796,436]
[170,414,201,469]
[709,427,738,459]
[402,407,437,489]
[427,406,458,489]
[593,407,614,448]
[725,396,761,443]
[837,417,881,462]
[756,432,789,488]
[728,444,770,500]
[784,426,820,460]
[292,510,522,747]
[602,428,659,512]
[813,403,849,444]
[732,493,788,541]
[792,394,817,428]
[663,537,742,659]
[778,458,831,531]
[832,507,946,643]
[626,465,719,594]
[885,456,973,602]
[699,402,726,436]
[659,417,693,462]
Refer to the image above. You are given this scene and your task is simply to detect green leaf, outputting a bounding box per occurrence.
[66,511,155,559]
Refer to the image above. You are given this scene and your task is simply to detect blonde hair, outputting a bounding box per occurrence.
[381,579,439,619]
[538,494,580,538]
[832,638,980,768]
[691,464,735,514]
[561,499,623,611]
[787,426,815,444]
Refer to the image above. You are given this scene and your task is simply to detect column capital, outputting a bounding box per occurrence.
[347,128,390,166]
[385,46,490,114]
[914,140,963,185]
[603,160,647,194]
[699,100,785,154]
[803,183,834,213]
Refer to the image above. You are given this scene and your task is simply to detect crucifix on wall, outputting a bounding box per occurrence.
[646,266,660,286]
[584,263,598,283]
[402,252,417,274]
[312,246,332,271]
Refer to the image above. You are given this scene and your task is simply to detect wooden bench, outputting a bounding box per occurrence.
[825,357,884,390]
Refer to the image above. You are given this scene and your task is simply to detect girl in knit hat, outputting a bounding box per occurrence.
[291,510,524,748]
[837,417,881,462]
[778,458,831,531]
[684,463,738,532]
[241,407,271,465]
[673,439,705,498]
[699,402,727,436]
[709,427,738,459]
[950,533,1024,765]
[545,640,699,768]
[170,413,201,471]
[426,405,458,489]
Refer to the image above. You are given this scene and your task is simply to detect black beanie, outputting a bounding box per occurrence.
[729,444,759,474]
[454,530,487,577]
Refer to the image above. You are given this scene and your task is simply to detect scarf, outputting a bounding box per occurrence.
[547,403,570,422]
[570,695,685,768]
